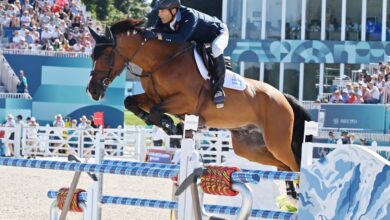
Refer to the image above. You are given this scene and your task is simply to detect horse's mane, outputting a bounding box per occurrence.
[110,18,145,35]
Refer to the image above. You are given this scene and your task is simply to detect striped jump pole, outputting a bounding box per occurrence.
[0,157,261,184]
[0,157,179,178]
[101,160,300,181]
[47,191,297,220]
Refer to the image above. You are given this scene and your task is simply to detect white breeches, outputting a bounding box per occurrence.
[211,23,229,58]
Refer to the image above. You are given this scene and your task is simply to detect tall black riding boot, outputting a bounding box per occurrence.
[212,54,226,109]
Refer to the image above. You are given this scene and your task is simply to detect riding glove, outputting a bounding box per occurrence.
[143,30,158,39]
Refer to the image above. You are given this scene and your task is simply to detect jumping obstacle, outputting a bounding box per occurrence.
[2,118,390,219]
[0,137,299,220]
[42,141,390,220]
[47,191,297,219]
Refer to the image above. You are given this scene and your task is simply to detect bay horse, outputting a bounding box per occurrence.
[87,18,311,172]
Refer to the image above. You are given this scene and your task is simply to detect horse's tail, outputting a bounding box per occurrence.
[284,94,312,168]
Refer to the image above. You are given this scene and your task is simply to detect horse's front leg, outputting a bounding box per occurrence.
[148,93,193,135]
[124,93,155,125]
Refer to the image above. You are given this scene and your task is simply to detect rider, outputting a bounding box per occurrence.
[144,0,229,108]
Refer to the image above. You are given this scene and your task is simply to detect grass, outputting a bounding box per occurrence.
[124,111,147,126]
[124,111,181,126]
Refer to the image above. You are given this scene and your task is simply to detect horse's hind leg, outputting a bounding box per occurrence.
[230,128,290,171]
[262,115,299,172]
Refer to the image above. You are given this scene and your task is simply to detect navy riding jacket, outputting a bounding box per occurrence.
[154,6,224,44]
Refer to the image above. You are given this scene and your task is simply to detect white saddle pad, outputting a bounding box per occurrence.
[194,48,246,91]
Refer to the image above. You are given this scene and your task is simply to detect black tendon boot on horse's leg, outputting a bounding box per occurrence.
[149,106,177,135]
[124,96,153,125]
[211,55,226,109]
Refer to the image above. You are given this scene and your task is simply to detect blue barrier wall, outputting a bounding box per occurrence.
[3,54,125,127]
[309,104,390,133]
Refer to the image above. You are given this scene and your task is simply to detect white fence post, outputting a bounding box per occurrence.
[14,123,21,158]
[137,129,146,161]
[92,127,104,220]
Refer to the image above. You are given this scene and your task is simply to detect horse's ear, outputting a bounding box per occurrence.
[88,26,100,42]
[105,26,116,46]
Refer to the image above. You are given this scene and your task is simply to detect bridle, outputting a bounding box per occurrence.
[90,33,194,90]
[90,39,146,88]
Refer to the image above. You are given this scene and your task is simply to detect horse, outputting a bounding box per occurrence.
[86,18,312,172]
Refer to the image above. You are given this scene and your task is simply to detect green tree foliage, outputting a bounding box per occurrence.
[82,0,151,25]
[82,0,222,25]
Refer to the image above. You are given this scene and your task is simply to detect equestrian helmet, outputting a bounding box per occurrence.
[156,0,181,9]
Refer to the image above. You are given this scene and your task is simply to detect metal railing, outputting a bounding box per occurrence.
[2,48,91,58]
[0,92,32,99]
[0,54,19,93]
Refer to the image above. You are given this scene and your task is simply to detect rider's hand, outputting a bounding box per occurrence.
[143,30,158,40]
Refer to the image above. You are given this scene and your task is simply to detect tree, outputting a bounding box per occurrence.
[82,0,151,25]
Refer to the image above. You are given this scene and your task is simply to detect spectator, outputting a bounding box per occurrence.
[30,26,40,42]
[152,125,166,146]
[24,30,34,44]
[51,114,65,153]
[12,30,22,46]
[327,131,337,144]
[25,117,31,125]
[52,38,62,51]
[52,114,65,127]
[365,81,380,103]
[18,23,29,37]
[341,89,349,103]
[4,114,15,156]
[16,114,23,125]
[16,70,28,93]
[30,39,42,50]
[359,137,372,146]
[20,10,31,26]
[40,26,52,42]
[18,38,28,49]
[22,0,32,12]
[353,90,364,104]
[51,25,62,39]
[329,90,343,103]
[340,130,351,144]
[0,14,11,28]
[26,117,39,159]
[78,115,88,129]
[9,14,20,28]
[347,90,356,104]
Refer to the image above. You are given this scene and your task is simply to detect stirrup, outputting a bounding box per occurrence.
[213,90,225,109]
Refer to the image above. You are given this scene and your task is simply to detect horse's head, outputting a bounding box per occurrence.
[87,18,145,100]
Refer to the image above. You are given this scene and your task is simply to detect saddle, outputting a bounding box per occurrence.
[195,44,232,76]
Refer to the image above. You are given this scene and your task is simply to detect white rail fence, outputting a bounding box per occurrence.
[0,125,233,163]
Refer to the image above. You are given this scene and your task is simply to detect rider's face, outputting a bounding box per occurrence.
[158,9,176,24]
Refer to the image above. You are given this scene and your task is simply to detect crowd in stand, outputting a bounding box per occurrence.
[0,0,98,53]
[325,61,390,104]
